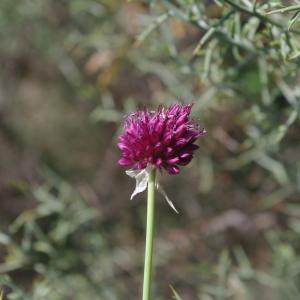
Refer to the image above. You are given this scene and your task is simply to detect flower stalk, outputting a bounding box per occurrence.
[142,168,156,300]
[118,103,206,298]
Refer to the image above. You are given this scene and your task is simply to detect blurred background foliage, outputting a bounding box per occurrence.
[0,0,300,299]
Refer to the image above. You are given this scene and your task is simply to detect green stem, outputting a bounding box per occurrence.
[142,168,156,300]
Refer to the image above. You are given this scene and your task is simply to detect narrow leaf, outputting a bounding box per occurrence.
[170,285,182,300]
[135,12,171,46]
[193,27,216,55]
[265,5,300,15]
[288,9,300,31]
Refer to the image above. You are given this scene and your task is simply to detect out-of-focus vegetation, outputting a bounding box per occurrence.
[0,0,300,299]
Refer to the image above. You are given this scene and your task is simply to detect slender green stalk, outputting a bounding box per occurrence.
[142,168,156,300]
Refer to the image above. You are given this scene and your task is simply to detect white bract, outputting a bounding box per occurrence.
[125,166,179,214]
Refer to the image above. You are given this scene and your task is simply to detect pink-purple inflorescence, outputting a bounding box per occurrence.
[118,103,206,174]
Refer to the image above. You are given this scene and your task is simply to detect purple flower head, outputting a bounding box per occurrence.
[118,103,206,175]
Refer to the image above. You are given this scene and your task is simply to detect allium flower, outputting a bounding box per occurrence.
[118,103,206,299]
[118,103,206,174]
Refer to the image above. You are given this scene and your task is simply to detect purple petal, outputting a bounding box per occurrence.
[118,158,132,166]
[167,157,180,164]
[167,165,180,174]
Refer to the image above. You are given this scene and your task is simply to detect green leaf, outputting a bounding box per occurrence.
[170,285,182,300]
[265,5,300,15]
[193,27,216,55]
[135,12,171,46]
[288,9,300,31]
[257,154,289,185]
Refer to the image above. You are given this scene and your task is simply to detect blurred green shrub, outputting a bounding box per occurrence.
[0,0,300,299]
